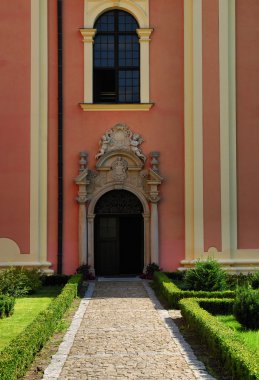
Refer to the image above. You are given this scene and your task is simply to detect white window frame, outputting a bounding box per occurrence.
[80,0,153,111]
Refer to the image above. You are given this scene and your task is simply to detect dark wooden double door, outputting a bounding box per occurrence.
[95,214,143,276]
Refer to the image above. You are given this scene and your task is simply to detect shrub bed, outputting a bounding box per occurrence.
[0,274,82,380]
[233,288,259,330]
[0,295,15,318]
[0,267,42,297]
[179,298,259,380]
[154,272,235,308]
[183,257,227,291]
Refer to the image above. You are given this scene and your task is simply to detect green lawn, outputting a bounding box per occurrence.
[0,286,62,351]
[216,315,259,357]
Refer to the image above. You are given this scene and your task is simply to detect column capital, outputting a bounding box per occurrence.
[76,195,88,205]
[149,195,160,204]
[136,28,153,42]
[87,214,95,222]
[80,28,97,43]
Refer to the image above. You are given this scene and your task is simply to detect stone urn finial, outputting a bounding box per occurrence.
[150,151,160,173]
[79,151,88,173]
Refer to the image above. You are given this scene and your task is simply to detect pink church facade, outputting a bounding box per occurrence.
[0,0,258,275]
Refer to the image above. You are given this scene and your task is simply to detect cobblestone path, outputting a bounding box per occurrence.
[44,281,214,380]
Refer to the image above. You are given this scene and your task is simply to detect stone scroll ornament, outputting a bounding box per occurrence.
[95,124,146,161]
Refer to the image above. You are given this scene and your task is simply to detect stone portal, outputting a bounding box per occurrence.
[74,124,163,275]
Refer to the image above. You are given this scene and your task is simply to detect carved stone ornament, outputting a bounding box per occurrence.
[149,194,160,203]
[74,125,164,272]
[111,157,128,182]
[74,126,163,209]
[77,195,88,205]
[95,124,146,161]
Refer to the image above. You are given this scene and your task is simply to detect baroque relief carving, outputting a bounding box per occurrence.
[74,124,163,270]
[111,157,128,182]
[75,124,163,206]
[95,124,146,162]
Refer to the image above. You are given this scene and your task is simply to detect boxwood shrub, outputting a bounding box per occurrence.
[233,288,259,330]
[0,274,82,380]
[0,295,15,318]
[0,267,42,297]
[183,257,227,291]
[179,298,259,380]
[154,272,235,308]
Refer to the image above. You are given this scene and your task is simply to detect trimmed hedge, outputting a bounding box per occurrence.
[41,274,70,286]
[154,272,235,308]
[179,298,259,380]
[198,298,234,315]
[0,295,15,318]
[0,274,82,380]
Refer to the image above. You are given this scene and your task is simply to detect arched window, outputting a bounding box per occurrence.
[93,10,140,104]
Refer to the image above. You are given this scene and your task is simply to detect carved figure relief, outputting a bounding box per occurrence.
[95,131,112,160]
[130,134,146,161]
[75,124,163,205]
[95,124,146,162]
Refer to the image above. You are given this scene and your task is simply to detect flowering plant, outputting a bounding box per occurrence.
[140,263,161,280]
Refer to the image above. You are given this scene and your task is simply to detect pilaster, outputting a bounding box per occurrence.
[80,29,97,103]
[30,0,49,267]
[137,28,153,103]
[219,0,237,257]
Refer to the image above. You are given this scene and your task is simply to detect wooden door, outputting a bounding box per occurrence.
[95,214,143,276]
[119,215,143,274]
[95,216,119,275]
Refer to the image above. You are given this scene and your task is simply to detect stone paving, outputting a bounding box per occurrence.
[43,280,215,380]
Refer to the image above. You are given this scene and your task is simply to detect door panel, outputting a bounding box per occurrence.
[95,215,143,276]
[95,216,119,275]
[120,216,143,274]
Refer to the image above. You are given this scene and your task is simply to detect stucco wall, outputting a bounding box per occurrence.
[236,0,259,248]
[202,0,222,252]
[47,0,59,269]
[0,0,31,254]
[54,0,185,273]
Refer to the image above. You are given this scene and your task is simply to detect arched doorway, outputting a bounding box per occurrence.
[94,190,144,276]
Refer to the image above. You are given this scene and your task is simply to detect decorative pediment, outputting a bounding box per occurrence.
[74,125,163,206]
[95,124,146,162]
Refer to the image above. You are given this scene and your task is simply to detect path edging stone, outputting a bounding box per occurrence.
[42,282,95,379]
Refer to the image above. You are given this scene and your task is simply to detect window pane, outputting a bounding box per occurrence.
[94,69,116,103]
[118,35,139,67]
[94,35,115,67]
[118,11,138,32]
[94,10,140,104]
[95,11,115,32]
[118,70,140,103]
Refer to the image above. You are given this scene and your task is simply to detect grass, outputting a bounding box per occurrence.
[0,286,62,351]
[23,297,81,380]
[216,314,259,357]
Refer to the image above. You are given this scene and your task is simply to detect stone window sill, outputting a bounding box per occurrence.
[80,103,154,111]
